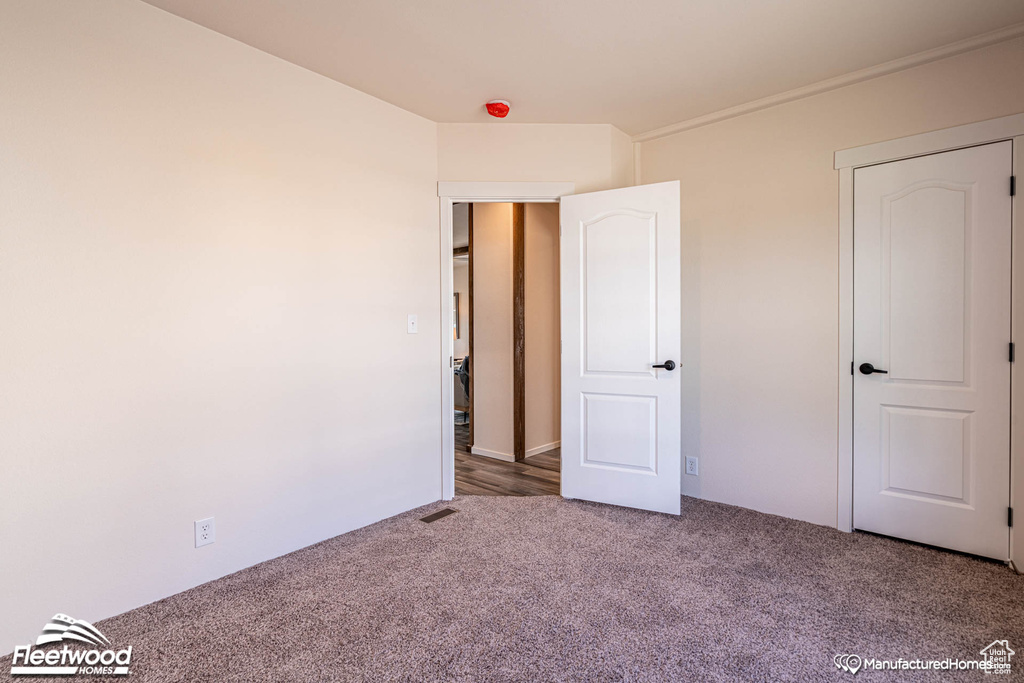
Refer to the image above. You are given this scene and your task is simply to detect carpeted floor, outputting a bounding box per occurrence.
[7,496,1023,682]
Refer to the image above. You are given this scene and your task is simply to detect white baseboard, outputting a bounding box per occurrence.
[525,441,561,458]
[470,446,515,462]
[469,443,559,461]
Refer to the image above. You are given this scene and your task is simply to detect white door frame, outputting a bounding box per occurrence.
[834,114,1024,565]
[437,182,575,500]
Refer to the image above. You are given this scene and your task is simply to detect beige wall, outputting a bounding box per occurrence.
[438,123,634,194]
[453,202,470,248]
[525,204,561,454]
[469,203,561,458]
[0,0,439,652]
[640,37,1024,527]
[454,261,470,359]
[471,203,515,458]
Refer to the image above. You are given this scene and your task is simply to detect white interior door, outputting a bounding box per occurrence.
[560,181,681,514]
[853,142,1012,560]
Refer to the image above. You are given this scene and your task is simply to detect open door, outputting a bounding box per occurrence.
[560,181,681,514]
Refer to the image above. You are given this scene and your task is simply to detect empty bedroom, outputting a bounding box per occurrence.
[2,0,1024,680]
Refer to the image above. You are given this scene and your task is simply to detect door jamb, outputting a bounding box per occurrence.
[834,114,1024,566]
[438,182,575,500]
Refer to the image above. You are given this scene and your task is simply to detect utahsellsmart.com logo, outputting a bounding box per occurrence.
[834,640,1014,676]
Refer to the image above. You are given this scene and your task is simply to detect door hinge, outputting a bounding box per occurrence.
[1012,175,1017,197]
[850,361,854,376]
[1010,343,1015,363]
[1009,507,1014,528]
[450,356,453,368]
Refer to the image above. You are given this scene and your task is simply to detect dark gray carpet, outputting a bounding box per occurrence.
[5,495,1022,681]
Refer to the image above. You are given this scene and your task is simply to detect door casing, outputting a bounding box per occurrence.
[835,113,1024,569]
[437,182,574,500]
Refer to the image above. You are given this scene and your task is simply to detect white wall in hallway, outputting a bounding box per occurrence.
[454,261,470,359]
[470,203,515,459]
[524,203,561,454]
[465,202,560,459]
[0,0,439,654]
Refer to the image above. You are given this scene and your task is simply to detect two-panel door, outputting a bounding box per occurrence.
[560,182,681,515]
[853,142,1012,560]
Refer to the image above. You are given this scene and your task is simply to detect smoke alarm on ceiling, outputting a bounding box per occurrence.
[485,100,510,118]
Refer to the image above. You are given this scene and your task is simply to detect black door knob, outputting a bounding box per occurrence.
[859,363,888,375]
[653,360,677,371]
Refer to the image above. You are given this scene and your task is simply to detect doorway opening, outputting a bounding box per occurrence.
[451,201,561,496]
[440,180,682,513]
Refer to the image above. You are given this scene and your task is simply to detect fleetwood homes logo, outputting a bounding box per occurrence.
[10,614,132,677]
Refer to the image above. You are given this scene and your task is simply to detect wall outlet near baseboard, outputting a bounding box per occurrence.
[195,517,215,548]
[685,457,699,476]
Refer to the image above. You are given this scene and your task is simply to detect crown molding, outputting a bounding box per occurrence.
[632,21,1024,144]
[833,111,1024,169]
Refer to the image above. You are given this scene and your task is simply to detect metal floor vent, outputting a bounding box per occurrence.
[420,508,458,523]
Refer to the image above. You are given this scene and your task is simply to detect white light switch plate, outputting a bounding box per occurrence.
[407,314,418,334]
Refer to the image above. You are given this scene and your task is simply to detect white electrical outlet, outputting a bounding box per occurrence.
[685,457,699,476]
[195,517,215,548]
[407,314,418,334]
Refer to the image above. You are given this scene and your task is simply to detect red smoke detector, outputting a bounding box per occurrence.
[485,100,510,118]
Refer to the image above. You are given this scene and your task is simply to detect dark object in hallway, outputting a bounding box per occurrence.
[455,354,470,398]
[512,202,526,461]
[455,422,471,454]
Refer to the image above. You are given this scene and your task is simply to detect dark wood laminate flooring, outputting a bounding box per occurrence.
[455,421,471,454]
[455,446,561,496]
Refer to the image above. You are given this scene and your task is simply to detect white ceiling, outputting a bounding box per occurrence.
[142,0,1024,136]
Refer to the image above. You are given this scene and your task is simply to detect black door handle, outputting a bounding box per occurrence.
[859,363,888,375]
[653,360,676,371]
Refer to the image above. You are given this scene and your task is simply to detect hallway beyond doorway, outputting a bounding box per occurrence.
[454,423,560,496]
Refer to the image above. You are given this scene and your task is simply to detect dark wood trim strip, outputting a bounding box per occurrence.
[513,203,526,462]
[467,204,475,450]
